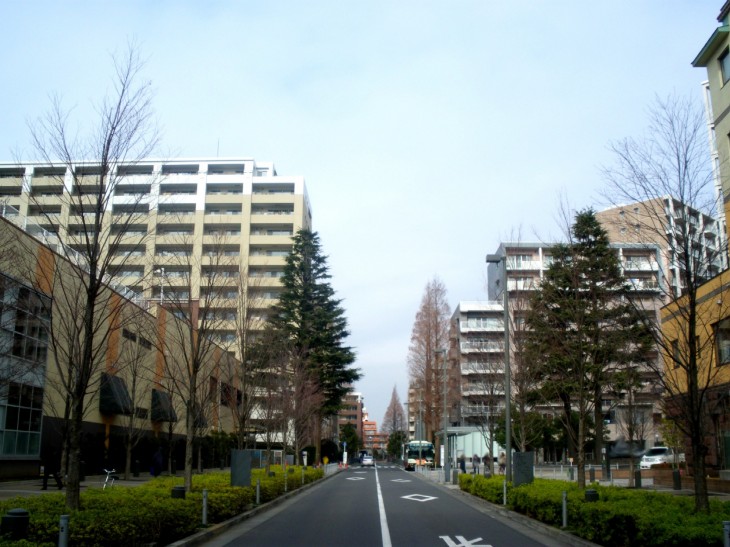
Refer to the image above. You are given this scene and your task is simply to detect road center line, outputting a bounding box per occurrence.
[374,466,392,547]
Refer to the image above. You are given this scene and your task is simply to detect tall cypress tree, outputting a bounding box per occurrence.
[270,230,359,459]
[526,209,652,488]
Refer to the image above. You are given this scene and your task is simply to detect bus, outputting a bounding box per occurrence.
[404,441,435,471]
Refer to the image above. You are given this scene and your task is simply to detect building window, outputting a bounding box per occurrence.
[720,48,730,84]
[716,318,730,365]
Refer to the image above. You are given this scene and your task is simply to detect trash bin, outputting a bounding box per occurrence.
[585,489,599,502]
[171,486,186,499]
[1,508,29,540]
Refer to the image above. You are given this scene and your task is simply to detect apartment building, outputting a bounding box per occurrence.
[693,3,730,242]
[483,241,665,452]
[337,390,364,442]
[450,301,505,428]
[0,158,312,351]
[596,197,727,297]
[0,214,239,478]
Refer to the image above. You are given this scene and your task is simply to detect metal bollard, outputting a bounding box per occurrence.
[256,478,261,505]
[502,479,507,506]
[59,514,70,547]
[302,467,305,486]
[202,489,208,526]
[562,491,567,529]
[724,521,730,547]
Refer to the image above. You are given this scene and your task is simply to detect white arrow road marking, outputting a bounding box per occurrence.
[401,494,437,502]
[391,479,411,483]
[439,536,492,547]
[347,477,365,481]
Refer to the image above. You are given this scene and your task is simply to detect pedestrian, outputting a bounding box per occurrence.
[458,454,466,473]
[152,448,164,477]
[498,451,506,474]
[472,453,480,474]
[483,452,492,475]
[41,447,63,490]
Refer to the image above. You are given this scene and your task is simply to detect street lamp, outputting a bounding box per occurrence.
[436,348,451,482]
[154,267,165,302]
[486,252,511,482]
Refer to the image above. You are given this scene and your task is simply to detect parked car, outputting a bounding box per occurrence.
[361,455,374,467]
[640,446,685,469]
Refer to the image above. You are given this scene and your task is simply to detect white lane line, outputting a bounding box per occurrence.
[374,465,392,547]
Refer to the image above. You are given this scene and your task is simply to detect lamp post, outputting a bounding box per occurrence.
[154,267,166,302]
[437,348,450,482]
[486,252,511,482]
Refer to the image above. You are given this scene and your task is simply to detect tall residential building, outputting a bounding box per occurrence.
[484,241,665,452]
[450,301,505,428]
[693,3,730,243]
[596,197,728,297]
[337,390,364,442]
[0,158,311,352]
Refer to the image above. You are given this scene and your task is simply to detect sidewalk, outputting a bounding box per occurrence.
[0,473,155,501]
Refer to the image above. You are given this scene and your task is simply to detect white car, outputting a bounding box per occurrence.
[640,447,685,469]
[361,455,374,467]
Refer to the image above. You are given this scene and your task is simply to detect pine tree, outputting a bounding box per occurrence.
[526,209,652,488]
[270,230,360,461]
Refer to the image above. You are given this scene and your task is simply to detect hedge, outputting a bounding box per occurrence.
[459,474,730,547]
[0,466,323,546]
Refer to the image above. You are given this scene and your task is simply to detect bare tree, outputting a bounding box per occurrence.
[17,42,159,509]
[381,386,406,436]
[407,277,451,443]
[153,228,234,491]
[601,93,729,512]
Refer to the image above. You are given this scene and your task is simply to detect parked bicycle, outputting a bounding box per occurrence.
[103,468,119,489]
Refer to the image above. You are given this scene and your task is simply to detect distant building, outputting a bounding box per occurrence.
[337,390,363,441]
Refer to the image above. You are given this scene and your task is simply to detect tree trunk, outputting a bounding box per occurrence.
[125,437,132,480]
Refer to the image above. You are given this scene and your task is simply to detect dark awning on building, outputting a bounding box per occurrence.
[151,389,178,422]
[99,372,133,415]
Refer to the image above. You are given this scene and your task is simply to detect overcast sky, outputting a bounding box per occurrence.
[0,1,720,426]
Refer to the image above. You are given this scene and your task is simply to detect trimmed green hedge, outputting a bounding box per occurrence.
[459,474,730,546]
[0,466,323,546]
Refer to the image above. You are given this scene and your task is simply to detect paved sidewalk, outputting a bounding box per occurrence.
[0,473,157,501]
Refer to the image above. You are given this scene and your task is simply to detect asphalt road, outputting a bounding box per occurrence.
[203,464,593,547]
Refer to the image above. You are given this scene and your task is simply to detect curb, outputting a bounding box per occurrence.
[167,470,341,547]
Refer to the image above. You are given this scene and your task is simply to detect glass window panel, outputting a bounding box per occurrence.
[5,406,18,429]
[2,431,16,455]
[18,407,30,430]
[16,432,28,455]
[28,432,40,455]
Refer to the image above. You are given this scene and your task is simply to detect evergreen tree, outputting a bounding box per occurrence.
[270,230,360,460]
[525,209,652,488]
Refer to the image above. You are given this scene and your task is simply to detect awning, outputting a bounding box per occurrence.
[99,373,133,415]
[151,389,178,422]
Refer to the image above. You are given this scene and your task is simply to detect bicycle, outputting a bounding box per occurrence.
[103,468,119,489]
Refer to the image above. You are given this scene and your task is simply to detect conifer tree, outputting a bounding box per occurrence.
[526,209,652,488]
[270,229,359,461]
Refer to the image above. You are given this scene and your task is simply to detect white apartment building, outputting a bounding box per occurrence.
[0,157,312,349]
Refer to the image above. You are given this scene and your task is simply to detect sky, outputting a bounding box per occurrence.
[0,1,721,425]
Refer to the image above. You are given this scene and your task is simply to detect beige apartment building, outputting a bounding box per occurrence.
[484,241,665,457]
[0,158,312,351]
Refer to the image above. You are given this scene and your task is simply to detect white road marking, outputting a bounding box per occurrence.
[347,477,365,481]
[401,494,437,502]
[439,536,492,547]
[375,465,392,547]
[391,479,411,483]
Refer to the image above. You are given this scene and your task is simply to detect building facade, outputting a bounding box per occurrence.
[484,241,666,455]
[0,158,311,352]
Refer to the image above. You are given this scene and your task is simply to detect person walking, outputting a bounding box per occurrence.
[41,448,63,490]
[498,451,506,474]
[458,454,466,473]
[472,453,480,474]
